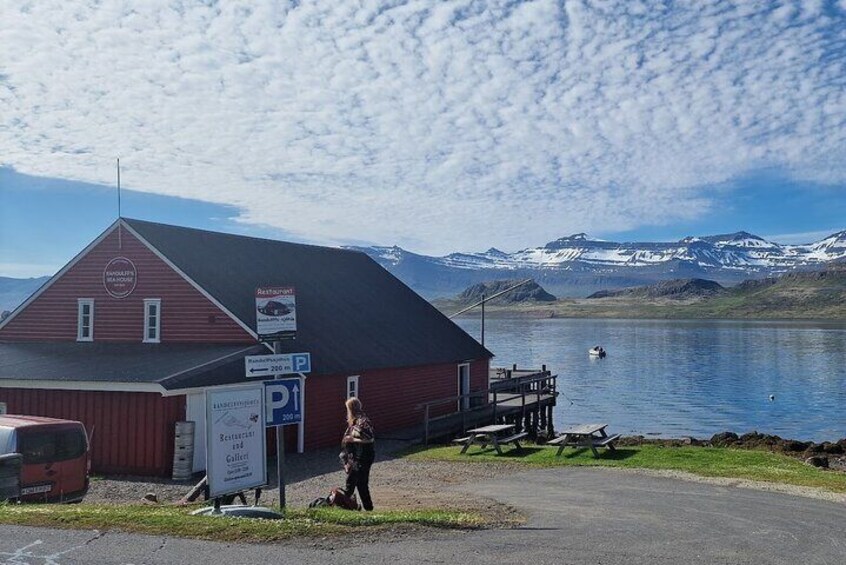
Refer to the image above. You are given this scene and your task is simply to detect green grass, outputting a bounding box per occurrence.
[0,503,485,541]
[5,447,841,540]
[407,444,846,493]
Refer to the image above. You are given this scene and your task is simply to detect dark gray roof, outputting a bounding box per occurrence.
[0,341,265,391]
[124,218,491,375]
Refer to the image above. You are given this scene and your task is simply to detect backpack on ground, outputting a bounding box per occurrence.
[308,487,359,510]
[308,496,330,508]
[328,487,360,510]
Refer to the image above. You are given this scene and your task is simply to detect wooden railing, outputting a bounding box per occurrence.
[415,368,557,445]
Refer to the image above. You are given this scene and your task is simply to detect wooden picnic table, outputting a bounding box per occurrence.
[454,424,528,455]
[547,423,620,457]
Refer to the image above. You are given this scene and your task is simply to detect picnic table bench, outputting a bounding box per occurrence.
[454,424,527,455]
[547,423,620,457]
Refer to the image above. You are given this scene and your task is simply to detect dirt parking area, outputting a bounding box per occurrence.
[84,440,524,526]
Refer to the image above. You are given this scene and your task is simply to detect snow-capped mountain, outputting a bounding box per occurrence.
[348,230,846,298]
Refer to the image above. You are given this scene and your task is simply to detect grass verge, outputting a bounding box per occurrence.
[0,504,486,542]
[407,444,846,493]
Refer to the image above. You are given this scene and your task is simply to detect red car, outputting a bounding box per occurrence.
[0,415,90,503]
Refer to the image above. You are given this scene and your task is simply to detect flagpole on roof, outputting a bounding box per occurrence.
[117,157,122,249]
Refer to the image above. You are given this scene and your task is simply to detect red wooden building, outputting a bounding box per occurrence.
[0,219,491,476]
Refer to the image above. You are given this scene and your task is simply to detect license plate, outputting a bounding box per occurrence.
[21,483,53,495]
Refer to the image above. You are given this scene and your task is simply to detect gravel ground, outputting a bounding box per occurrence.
[84,440,525,525]
[85,439,846,523]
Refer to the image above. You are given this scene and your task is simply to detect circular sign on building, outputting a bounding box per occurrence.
[103,257,137,299]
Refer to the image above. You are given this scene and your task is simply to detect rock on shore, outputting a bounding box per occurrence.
[615,431,846,472]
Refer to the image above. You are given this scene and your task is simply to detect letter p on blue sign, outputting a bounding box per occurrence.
[291,353,311,373]
[265,378,302,426]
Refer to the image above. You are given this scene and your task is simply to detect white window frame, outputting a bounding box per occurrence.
[458,363,471,411]
[143,298,161,343]
[346,375,359,399]
[77,299,94,342]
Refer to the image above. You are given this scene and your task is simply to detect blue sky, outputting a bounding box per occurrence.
[2,1,845,277]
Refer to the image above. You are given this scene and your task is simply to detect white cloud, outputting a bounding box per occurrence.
[0,262,57,278]
[765,228,845,245]
[0,0,844,254]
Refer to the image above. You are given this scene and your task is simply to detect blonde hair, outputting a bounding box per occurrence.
[345,397,363,427]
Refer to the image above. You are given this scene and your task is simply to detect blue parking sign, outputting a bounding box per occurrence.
[264,378,302,426]
[290,353,311,373]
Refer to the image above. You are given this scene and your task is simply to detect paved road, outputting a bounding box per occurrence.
[2,467,844,564]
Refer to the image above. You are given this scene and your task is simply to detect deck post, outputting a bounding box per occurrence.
[547,405,554,435]
[520,386,526,431]
[536,383,541,420]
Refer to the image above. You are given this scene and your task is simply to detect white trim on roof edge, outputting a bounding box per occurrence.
[119,219,259,340]
[0,221,121,332]
[158,344,262,391]
[162,381,261,397]
[0,380,165,393]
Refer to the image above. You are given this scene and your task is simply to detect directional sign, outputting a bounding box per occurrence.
[245,353,311,378]
[264,378,302,426]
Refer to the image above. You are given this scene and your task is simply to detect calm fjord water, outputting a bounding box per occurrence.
[456,318,846,442]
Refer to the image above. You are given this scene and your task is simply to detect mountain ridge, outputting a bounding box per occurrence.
[348,230,846,298]
[3,231,845,311]
[435,266,846,320]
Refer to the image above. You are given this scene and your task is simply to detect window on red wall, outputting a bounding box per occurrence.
[77,299,94,342]
[143,299,161,343]
[346,375,359,399]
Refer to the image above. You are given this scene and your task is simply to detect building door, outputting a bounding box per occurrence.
[458,363,470,411]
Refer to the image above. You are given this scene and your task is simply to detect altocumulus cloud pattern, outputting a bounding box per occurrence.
[1,0,845,252]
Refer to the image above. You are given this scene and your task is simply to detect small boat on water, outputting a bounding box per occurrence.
[589,346,606,358]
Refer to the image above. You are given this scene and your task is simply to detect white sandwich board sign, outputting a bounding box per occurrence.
[205,384,267,498]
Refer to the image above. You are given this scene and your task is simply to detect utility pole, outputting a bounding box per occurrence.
[481,294,485,346]
[449,279,533,346]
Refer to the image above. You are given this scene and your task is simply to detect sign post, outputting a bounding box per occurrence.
[253,285,306,511]
[245,351,308,510]
[273,342,286,510]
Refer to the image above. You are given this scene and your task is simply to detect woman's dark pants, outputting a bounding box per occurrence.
[345,444,375,510]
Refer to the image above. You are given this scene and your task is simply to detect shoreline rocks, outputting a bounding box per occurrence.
[615,431,846,473]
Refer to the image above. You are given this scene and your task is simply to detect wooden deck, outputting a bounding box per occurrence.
[414,366,558,445]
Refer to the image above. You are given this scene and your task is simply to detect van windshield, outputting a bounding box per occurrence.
[18,428,87,464]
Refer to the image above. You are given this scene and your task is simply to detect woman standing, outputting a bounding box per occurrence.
[341,397,375,511]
